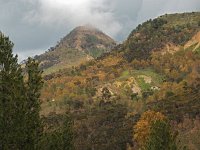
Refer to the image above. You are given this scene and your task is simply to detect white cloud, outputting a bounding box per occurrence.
[137,0,200,23]
[23,0,122,38]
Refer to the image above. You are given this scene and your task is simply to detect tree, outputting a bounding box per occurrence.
[133,111,166,148]
[134,111,177,150]
[0,33,43,149]
[0,32,27,149]
[25,57,43,149]
[145,120,177,150]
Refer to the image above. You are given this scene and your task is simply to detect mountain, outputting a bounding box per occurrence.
[60,26,116,56]
[41,12,200,111]
[34,25,116,75]
[40,12,200,149]
[121,12,200,61]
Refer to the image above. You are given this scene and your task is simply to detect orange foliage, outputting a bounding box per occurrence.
[133,110,166,147]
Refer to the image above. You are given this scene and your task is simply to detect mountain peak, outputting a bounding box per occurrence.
[60,25,116,53]
[34,25,116,75]
[72,25,100,32]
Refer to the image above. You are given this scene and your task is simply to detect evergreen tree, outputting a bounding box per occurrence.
[0,33,43,149]
[25,57,43,149]
[0,32,27,149]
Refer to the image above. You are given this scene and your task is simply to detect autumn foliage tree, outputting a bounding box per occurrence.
[133,111,166,148]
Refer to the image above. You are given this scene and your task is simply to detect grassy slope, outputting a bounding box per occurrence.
[41,49,90,75]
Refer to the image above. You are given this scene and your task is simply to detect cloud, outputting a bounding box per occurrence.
[20,0,200,39]
[137,0,200,23]
[0,0,199,61]
[23,0,132,38]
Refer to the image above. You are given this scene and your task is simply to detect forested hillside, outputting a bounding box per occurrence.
[123,12,200,61]
[0,12,200,150]
[40,12,200,150]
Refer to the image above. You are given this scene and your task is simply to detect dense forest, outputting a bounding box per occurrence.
[0,12,200,150]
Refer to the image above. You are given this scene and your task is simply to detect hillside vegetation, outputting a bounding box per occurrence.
[38,12,200,150]
[123,12,200,61]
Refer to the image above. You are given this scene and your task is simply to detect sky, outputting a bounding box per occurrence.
[0,0,200,61]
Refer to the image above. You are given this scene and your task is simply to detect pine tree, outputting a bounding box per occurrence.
[0,33,43,149]
[25,57,43,149]
[0,32,27,149]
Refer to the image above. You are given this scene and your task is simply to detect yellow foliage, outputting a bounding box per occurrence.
[101,55,123,67]
[133,110,166,147]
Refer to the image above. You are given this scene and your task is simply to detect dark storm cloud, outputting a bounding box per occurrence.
[0,0,199,60]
